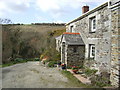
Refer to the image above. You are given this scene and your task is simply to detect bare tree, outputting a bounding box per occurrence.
[0,18,13,24]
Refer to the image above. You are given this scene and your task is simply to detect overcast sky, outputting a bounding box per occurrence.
[0,0,108,24]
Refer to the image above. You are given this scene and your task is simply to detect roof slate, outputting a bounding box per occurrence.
[62,33,85,45]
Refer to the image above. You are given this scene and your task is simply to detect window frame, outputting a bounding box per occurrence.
[89,44,95,58]
[89,16,96,33]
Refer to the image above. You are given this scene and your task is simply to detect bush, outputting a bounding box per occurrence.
[78,65,84,69]
[90,74,111,87]
[72,66,79,70]
[47,61,57,67]
[84,68,98,76]
[67,66,72,69]
[14,58,24,63]
[34,58,40,61]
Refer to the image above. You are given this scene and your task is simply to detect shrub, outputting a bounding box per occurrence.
[34,58,40,61]
[90,74,111,87]
[47,61,57,67]
[67,66,72,69]
[40,54,44,60]
[26,58,34,61]
[72,66,79,70]
[84,68,98,76]
[78,65,84,69]
[44,59,50,63]
[14,58,24,63]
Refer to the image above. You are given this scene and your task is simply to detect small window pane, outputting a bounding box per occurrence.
[93,19,96,29]
[90,17,96,32]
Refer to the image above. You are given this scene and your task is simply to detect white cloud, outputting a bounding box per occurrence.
[0,0,108,22]
[36,0,60,12]
[0,0,31,17]
[36,0,107,12]
[36,0,107,18]
[53,20,64,23]
[35,14,48,21]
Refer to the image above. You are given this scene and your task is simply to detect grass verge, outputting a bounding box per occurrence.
[1,58,40,68]
[61,70,95,88]
[1,60,27,68]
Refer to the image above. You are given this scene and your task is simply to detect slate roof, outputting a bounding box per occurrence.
[55,35,62,40]
[62,32,85,45]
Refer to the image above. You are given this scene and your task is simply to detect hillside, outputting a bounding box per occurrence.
[2,24,65,64]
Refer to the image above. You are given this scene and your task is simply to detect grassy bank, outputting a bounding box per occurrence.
[0,58,40,68]
[0,61,27,68]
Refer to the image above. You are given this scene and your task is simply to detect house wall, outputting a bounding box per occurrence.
[66,3,111,72]
[56,39,61,52]
[66,45,85,67]
[61,42,65,63]
[109,0,120,87]
[66,0,120,87]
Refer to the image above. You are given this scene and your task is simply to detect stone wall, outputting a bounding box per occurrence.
[56,39,61,52]
[66,3,111,72]
[109,0,120,87]
[66,45,85,67]
[61,42,65,63]
[0,25,2,64]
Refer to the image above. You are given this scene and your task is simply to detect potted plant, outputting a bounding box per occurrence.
[61,63,66,70]
[72,66,79,74]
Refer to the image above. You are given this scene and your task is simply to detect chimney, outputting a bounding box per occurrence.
[82,6,89,14]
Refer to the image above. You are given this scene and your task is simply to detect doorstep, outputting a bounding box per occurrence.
[67,69,91,84]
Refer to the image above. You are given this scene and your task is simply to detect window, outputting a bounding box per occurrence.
[70,26,73,32]
[89,45,95,58]
[90,17,96,32]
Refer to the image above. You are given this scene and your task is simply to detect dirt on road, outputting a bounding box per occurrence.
[2,61,79,88]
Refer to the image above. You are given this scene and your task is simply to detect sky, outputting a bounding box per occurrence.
[0,0,108,24]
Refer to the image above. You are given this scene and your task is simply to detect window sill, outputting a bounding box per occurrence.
[89,57,94,58]
[89,31,96,33]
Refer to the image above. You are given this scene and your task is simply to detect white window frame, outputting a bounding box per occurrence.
[90,17,96,32]
[90,45,95,58]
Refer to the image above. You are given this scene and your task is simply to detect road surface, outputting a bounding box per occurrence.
[2,61,79,88]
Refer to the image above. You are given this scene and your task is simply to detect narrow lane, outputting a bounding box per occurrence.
[2,61,77,88]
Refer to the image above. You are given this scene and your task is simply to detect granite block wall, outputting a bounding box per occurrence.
[109,0,120,87]
[66,45,85,67]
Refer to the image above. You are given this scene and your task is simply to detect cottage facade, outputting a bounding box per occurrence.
[67,2,111,72]
[56,0,120,87]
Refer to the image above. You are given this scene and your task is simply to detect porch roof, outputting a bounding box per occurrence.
[62,33,85,45]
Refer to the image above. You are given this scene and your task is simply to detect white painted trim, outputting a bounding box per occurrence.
[90,45,95,58]
[91,17,96,32]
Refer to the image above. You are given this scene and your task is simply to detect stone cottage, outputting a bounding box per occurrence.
[55,0,120,87]
[60,32,85,67]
